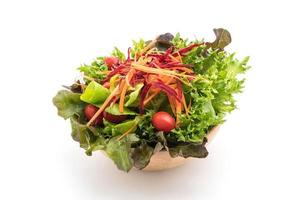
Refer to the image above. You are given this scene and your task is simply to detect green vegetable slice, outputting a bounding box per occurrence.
[109,75,119,92]
[105,103,137,115]
[70,117,95,149]
[208,28,232,49]
[85,137,106,156]
[169,139,209,158]
[104,116,141,136]
[80,81,110,105]
[131,143,153,170]
[106,136,133,172]
[125,83,144,107]
[53,90,85,119]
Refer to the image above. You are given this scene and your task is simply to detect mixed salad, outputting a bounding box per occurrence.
[53,28,249,172]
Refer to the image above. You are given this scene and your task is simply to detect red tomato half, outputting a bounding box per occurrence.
[152,111,176,132]
[84,104,103,125]
[104,57,119,69]
[103,112,127,124]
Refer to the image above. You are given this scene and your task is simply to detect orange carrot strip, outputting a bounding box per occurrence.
[144,91,159,105]
[87,85,120,127]
[125,69,135,86]
[167,95,176,116]
[175,89,182,125]
[182,93,189,115]
[177,53,183,63]
[119,83,128,113]
[168,54,181,63]
[171,67,194,73]
[132,63,194,79]
[119,69,135,113]
[143,76,174,106]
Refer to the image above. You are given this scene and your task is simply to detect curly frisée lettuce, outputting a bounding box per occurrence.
[53,28,249,172]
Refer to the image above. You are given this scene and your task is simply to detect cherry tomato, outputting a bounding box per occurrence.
[152,111,175,132]
[103,82,110,89]
[84,104,103,125]
[104,57,119,69]
[103,112,127,123]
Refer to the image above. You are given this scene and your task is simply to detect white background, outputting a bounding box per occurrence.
[1,0,300,199]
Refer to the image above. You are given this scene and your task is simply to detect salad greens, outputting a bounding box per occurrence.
[53,28,249,172]
[53,90,85,119]
[80,81,110,105]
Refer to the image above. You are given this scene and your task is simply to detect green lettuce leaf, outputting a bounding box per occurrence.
[136,110,157,143]
[131,143,153,169]
[111,47,125,61]
[53,90,85,119]
[70,117,96,149]
[106,136,134,172]
[125,83,143,107]
[105,104,137,115]
[131,39,146,57]
[109,75,120,92]
[80,81,110,105]
[172,40,249,142]
[145,93,168,112]
[171,33,188,49]
[209,28,232,49]
[78,57,108,82]
[169,139,208,158]
[85,137,106,156]
[103,116,141,136]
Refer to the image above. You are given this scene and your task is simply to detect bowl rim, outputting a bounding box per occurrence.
[141,125,220,171]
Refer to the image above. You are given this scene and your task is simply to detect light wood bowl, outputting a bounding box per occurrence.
[142,126,220,171]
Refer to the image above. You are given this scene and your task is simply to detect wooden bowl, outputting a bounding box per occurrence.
[142,126,220,171]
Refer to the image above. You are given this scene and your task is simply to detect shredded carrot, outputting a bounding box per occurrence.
[168,54,181,63]
[87,39,201,123]
[132,63,194,79]
[160,75,174,83]
[168,83,177,89]
[119,69,135,113]
[144,47,156,56]
[143,76,174,106]
[177,53,183,63]
[175,88,182,125]
[87,85,120,127]
[171,67,194,73]
[182,92,189,115]
[176,103,181,125]
[125,69,135,86]
[119,82,128,113]
[167,95,176,115]
[143,91,158,105]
